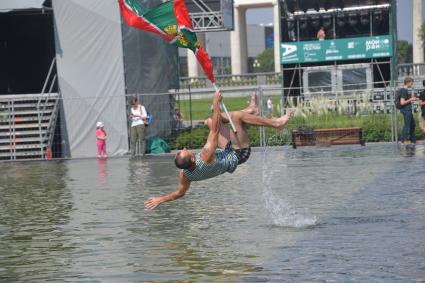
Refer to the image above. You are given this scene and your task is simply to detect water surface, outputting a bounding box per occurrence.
[0,143,424,282]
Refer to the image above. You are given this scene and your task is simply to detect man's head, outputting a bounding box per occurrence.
[404,77,414,88]
[175,148,195,169]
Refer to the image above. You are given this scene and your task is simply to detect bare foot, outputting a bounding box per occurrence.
[242,92,259,115]
[248,92,258,108]
[275,111,293,129]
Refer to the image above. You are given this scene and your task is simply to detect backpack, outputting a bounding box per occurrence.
[148,138,170,154]
[394,90,402,110]
[144,113,153,126]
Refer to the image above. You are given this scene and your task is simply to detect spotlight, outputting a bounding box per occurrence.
[348,12,358,26]
[337,13,346,27]
[310,14,320,28]
[299,15,308,30]
[321,14,332,29]
[360,10,369,26]
[373,10,383,22]
[287,19,295,30]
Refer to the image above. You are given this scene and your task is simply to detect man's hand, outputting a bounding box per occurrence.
[144,197,163,209]
[213,91,222,106]
[144,172,191,209]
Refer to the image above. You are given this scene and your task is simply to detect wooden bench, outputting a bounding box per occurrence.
[291,127,365,149]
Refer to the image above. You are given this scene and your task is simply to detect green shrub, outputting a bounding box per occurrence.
[166,113,423,150]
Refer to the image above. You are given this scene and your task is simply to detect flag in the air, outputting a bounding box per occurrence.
[118,0,215,83]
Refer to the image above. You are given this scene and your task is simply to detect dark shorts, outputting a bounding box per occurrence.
[224,141,251,165]
[224,141,251,164]
[234,147,251,165]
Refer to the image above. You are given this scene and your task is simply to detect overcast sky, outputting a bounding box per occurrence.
[247,0,424,43]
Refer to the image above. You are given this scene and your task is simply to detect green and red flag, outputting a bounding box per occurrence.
[118,0,215,83]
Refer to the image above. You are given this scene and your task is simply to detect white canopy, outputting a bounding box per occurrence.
[0,0,46,12]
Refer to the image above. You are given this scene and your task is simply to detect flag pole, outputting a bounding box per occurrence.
[213,83,237,133]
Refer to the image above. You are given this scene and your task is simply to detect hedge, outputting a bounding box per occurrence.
[165,114,424,150]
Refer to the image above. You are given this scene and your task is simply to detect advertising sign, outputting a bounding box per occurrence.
[281,35,393,64]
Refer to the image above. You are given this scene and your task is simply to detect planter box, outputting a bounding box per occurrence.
[291,127,365,148]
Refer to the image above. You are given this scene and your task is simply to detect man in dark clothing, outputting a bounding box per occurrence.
[419,80,425,133]
[399,77,417,144]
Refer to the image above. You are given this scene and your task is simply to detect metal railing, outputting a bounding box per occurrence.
[37,57,57,158]
[179,72,282,89]
[397,63,425,79]
[179,64,425,91]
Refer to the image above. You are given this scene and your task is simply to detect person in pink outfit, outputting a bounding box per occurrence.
[96,121,107,158]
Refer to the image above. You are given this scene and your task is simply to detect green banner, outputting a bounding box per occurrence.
[281,35,393,64]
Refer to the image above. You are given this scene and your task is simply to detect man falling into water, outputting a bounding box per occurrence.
[145,91,293,209]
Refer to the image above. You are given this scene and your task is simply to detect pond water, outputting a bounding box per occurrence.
[0,143,424,282]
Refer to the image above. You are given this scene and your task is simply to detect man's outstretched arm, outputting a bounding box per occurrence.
[145,170,191,209]
[201,91,222,163]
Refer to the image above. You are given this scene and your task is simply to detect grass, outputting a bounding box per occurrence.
[176,96,283,121]
[169,94,424,149]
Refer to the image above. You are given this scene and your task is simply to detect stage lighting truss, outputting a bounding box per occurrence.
[191,11,224,31]
[187,0,230,31]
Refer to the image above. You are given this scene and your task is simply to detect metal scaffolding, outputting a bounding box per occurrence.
[186,0,234,31]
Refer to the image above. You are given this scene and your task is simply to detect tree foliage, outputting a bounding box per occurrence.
[255,48,275,72]
[397,40,413,64]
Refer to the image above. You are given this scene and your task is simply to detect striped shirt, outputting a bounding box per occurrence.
[183,145,239,182]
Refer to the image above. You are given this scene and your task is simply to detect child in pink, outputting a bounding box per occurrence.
[96,121,107,158]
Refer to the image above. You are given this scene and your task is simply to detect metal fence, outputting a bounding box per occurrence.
[2,81,425,161]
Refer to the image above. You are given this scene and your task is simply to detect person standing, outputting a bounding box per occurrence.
[267,97,273,117]
[418,80,425,134]
[317,26,326,41]
[129,96,147,157]
[96,121,107,159]
[399,77,417,144]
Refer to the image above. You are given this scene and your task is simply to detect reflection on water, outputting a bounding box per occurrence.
[0,144,424,282]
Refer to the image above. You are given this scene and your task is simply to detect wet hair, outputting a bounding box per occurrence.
[174,151,193,169]
[404,77,413,85]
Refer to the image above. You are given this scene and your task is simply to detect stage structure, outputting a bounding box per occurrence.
[185,0,234,31]
[0,0,179,160]
[280,0,397,112]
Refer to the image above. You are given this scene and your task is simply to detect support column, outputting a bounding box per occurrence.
[413,0,424,64]
[187,32,206,77]
[230,6,247,75]
[273,0,281,73]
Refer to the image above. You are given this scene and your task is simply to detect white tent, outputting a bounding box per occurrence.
[0,0,47,12]
[53,0,129,158]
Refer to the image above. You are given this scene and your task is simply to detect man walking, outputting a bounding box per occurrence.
[399,77,417,144]
[418,80,425,134]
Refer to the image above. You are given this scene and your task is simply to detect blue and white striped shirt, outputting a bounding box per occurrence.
[183,146,239,182]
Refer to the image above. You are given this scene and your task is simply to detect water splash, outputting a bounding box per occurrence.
[261,133,317,228]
